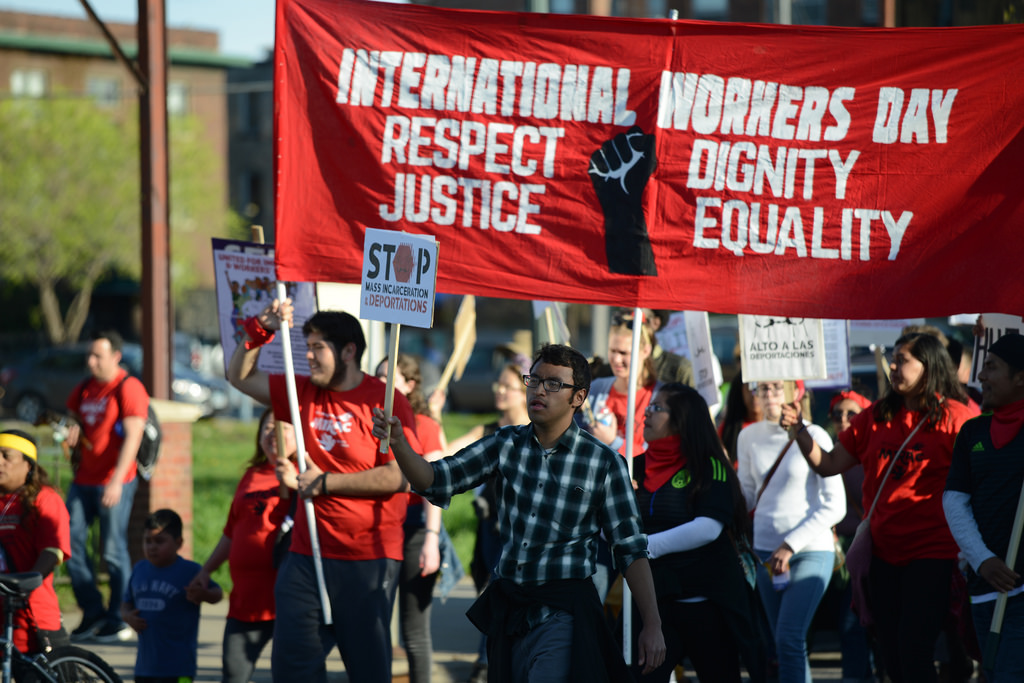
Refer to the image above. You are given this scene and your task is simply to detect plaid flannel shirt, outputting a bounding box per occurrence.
[423,421,648,585]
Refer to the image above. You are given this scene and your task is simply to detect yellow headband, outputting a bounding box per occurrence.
[0,434,37,461]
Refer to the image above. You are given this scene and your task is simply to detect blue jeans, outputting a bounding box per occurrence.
[973,592,1024,683]
[756,549,833,683]
[65,478,138,624]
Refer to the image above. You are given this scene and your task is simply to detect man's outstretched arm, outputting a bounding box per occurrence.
[371,408,434,491]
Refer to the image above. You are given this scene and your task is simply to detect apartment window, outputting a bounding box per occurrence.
[168,81,189,116]
[10,69,47,98]
[86,76,121,107]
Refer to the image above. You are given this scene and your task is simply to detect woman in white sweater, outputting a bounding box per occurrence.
[737,380,846,683]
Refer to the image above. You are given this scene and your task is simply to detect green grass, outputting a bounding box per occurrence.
[187,414,489,591]
[3,411,495,612]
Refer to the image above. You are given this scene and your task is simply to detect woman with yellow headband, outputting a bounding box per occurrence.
[0,429,72,656]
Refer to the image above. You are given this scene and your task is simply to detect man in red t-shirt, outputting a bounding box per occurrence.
[64,330,148,644]
[227,301,419,683]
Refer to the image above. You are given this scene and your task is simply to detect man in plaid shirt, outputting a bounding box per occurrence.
[375,344,665,681]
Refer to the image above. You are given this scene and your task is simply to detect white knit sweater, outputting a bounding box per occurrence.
[737,420,846,554]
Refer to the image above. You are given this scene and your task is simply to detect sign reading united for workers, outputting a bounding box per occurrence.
[360,228,439,328]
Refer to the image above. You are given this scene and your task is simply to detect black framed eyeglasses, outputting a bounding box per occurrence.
[522,374,582,393]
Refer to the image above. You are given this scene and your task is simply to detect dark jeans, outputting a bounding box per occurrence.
[868,555,953,683]
[401,526,440,683]
[271,552,400,683]
[634,599,742,683]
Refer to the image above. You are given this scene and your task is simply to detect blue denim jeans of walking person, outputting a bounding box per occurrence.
[65,478,138,626]
[972,592,1024,683]
[756,549,834,683]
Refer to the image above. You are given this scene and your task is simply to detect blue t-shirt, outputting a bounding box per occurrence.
[124,556,216,678]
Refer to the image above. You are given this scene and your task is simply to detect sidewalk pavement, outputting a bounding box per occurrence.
[66,577,481,682]
[70,576,848,682]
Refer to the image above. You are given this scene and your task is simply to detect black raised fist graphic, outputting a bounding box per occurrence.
[588,125,658,276]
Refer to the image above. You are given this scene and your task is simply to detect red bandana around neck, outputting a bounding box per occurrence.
[644,434,684,493]
[991,397,1024,449]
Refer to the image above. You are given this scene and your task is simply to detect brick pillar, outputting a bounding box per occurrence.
[128,400,202,563]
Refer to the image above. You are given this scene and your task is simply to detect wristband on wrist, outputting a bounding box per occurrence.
[320,474,328,497]
[425,528,440,535]
[243,316,275,350]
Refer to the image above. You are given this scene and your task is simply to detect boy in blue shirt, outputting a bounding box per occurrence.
[121,509,223,683]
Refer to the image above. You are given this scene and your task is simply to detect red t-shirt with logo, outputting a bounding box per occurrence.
[838,400,975,565]
[223,463,289,621]
[66,368,146,485]
[0,487,71,652]
[269,373,420,561]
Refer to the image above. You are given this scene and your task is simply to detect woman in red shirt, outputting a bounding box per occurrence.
[586,311,660,458]
[0,429,71,656]
[781,333,974,682]
[376,353,449,683]
[188,409,297,683]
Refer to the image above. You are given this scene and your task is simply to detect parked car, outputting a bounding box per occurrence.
[0,343,229,424]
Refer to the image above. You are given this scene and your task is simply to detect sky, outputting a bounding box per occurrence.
[0,0,278,60]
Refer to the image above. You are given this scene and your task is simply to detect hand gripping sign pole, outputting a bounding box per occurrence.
[360,228,440,453]
[983,477,1024,669]
[622,305,644,665]
[275,280,333,625]
[251,225,295,470]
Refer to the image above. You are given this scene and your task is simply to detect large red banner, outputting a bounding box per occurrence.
[274,0,1024,318]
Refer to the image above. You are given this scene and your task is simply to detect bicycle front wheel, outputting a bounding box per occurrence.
[36,646,122,683]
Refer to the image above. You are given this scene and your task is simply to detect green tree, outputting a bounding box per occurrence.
[0,98,137,343]
[0,96,244,344]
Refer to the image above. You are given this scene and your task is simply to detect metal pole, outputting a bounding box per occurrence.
[138,0,172,400]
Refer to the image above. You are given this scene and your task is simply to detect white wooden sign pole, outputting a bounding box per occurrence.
[622,305,643,665]
[275,281,333,624]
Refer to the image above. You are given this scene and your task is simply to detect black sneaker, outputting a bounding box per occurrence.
[69,615,104,642]
[93,621,134,643]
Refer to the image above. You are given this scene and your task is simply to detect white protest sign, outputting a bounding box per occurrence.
[658,312,690,357]
[683,311,720,412]
[738,315,827,382]
[532,301,571,345]
[804,320,852,390]
[970,314,1024,385]
[212,238,317,376]
[360,228,439,328]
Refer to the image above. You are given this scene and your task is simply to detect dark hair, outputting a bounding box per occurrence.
[91,329,124,353]
[719,369,751,464]
[875,332,968,425]
[531,344,591,397]
[379,353,429,416]
[302,311,366,365]
[658,384,750,537]
[0,429,50,519]
[145,508,183,540]
[248,408,274,469]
